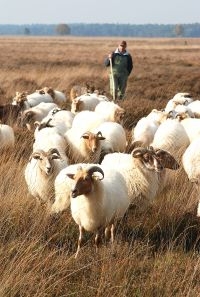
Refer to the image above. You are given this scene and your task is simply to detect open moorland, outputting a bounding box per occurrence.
[0,36,200,296]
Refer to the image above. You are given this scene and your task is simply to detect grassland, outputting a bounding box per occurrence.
[0,36,200,297]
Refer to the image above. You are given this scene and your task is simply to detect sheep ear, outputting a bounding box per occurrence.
[66,173,75,180]
[155,149,180,170]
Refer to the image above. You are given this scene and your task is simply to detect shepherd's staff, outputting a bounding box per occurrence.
[109,57,116,101]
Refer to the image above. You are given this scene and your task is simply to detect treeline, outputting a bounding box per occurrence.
[0,23,200,37]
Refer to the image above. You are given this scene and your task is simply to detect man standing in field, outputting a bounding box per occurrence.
[104,40,133,100]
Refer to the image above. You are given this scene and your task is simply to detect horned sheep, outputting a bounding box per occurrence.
[66,164,130,257]
[24,148,68,205]
[34,108,75,137]
[101,146,179,211]
[12,91,53,109]
[64,128,105,164]
[93,121,127,161]
[18,102,58,131]
[37,86,67,104]
[71,93,108,114]
[33,126,69,163]
[182,137,200,216]
[94,101,125,125]
[0,122,15,149]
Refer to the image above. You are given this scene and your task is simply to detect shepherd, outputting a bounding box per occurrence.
[104,40,133,101]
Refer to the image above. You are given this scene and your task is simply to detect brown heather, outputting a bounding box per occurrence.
[0,36,200,297]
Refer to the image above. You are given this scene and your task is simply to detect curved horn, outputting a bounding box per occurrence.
[81,131,90,139]
[87,166,104,180]
[38,118,54,131]
[47,148,61,157]
[131,147,148,158]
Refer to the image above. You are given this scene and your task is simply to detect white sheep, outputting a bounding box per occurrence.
[12,91,53,109]
[66,164,130,257]
[34,108,75,137]
[72,110,106,133]
[51,163,89,214]
[94,101,125,124]
[150,119,190,159]
[165,92,193,113]
[33,126,69,163]
[64,128,105,164]
[180,118,200,143]
[19,102,58,131]
[145,108,168,123]
[186,100,200,118]
[38,86,67,104]
[182,137,200,216]
[93,121,127,161]
[131,116,160,149]
[71,93,107,114]
[24,148,68,205]
[0,122,15,149]
[101,146,179,210]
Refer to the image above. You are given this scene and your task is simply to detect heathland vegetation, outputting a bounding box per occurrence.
[0,36,200,296]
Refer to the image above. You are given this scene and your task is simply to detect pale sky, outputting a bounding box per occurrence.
[0,0,199,25]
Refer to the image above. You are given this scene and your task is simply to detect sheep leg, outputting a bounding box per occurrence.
[197,201,200,217]
[95,230,100,253]
[75,225,83,258]
[110,223,114,244]
[105,226,111,240]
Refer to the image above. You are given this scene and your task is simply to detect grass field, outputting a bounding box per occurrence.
[0,36,200,297]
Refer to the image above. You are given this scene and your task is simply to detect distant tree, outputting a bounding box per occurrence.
[24,27,30,35]
[56,24,71,35]
[174,24,184,37]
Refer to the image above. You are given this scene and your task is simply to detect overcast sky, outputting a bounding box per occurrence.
[0,0,199,25]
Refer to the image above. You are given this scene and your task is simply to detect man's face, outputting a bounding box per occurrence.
[119,44,126,53]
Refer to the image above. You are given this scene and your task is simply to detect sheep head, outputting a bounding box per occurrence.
[153,148,180,170]
[13,91,28,107]
[81,131,105,153]
[36,89,45,95]
[114,108,125,123]
[30,148,61,176]
[71,98,82,113]
[43,86,55,99]
[131,147,164,172]
[67,165,104,198]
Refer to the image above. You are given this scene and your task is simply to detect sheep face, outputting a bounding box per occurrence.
[12,92,28,107]
[71,98,82,113]
[114,108,125,123]
[20,110,34,128]
[36,89,45,95]
[132,147,164,172]
[67,165,104,198]
[43,87,55,99]
[154,149,180,170]
[81,131,105,153]
[31,149,61,176]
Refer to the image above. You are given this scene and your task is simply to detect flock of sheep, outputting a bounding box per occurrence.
[1,87,200,257]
